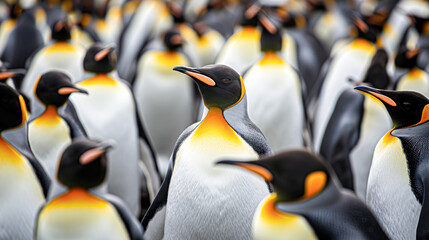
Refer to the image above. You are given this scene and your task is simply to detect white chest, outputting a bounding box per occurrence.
[367,134,421,240]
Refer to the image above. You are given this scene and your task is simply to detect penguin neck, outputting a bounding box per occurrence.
[260,51,284,66]
[36,105,61,125]
[239,26,259,39]
[408,67,425,79]
[50,187,107,207]
[192,107,241,144]
[261,193,302,222]
[0,136,24,164]
[80,73,116,86]
[46,41,75,53]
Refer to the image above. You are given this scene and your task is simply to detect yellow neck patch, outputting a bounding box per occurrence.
[260,193,299,224]
[350,39,376,53]
[34,106,61,125]
[79,74,116,86]
[0,137,24,166]
[45,42,77,53]
[155,51,187,67]
[46,188,108,210]
[239,26,260,40]
[408,68,425,79]
[302,171,326,199]
[259,52,284,66]
[381,129,396,147]
[192,107,241,145]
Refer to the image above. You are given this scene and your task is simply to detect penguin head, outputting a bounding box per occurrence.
[167,1,185,23]
[348,11,378,43]
[217,149,332,202]
[259,13,282,52]
[241,2,260,27]
[57,138,114,189]
[83,43,117,73]
[51,19,72,41]
[0,82,27,132]
[35,71,88,107]
[355,86,429,128]
[395,46,420,69]
[163,30,184,51]
[173,64,244,110]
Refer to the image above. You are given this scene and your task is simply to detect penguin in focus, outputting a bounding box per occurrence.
[133,30,194,176]
[355,86,429,240]
[28,71,88,179]
[319,48,392,199]
[0,82,50,240]
[244,19,306,152]
[21,19,86,116]
[70,43,161,216]
[142,64,272,240]
[35,138,144,240]
[217,149,388,240]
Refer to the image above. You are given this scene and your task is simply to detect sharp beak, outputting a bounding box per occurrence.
[173,66,216,86]
[79,140,115,165]
[58,86,88,95]
[406,48,421,59]
[355,85,397,106]
[94,44,116,62]
[216,160,273,181]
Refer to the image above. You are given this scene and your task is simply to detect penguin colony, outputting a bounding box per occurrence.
[1,0,429,240]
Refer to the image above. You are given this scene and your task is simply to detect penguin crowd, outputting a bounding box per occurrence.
[1,0,429,240]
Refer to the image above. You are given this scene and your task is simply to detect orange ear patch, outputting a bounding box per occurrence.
[419,105,429,124]
[18,95,28,125]
[186,71,216,86]
[371,92,397,106]
[303,171,326,199]
[236,163,273,181]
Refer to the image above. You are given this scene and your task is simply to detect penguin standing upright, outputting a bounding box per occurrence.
[355,86,429,240]
[0,83,50,240]
[320,48,392,199]
[217,149,388,240]
[215,4,261,74]
[35,139,144,240]
[70,43,161,216]
[244,20,305,152]
[142,64,272,240]
[133,30,194,176]
[21,19,86,116]
[28,71,88,179]
[0,3,21,56]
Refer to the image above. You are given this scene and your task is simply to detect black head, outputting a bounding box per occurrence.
[35,71,87,107]
[355,86,429,128]
[57,139,114,189]
[347,11,379,43]
[163,30,184,51]
[362,48,390,89]
[0,83,27,132]
[83,43,117,73]
[173,64,244,110]
[217,149,332,202]
[409,14,429,35]
[167,1,185,23]
[51,19,72,41]
[241,2,260,27]
[395,46,420,69]
[259,13,282,52]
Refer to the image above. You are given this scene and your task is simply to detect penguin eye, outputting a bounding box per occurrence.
[221,79,231,84]
[402,101,412,110]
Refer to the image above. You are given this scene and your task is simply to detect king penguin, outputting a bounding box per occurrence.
[21,18,86,116]
[133,30,194,176]
[28,71,88,179]
[0,82,50,240]
[244,20,305,152]
[35,138,144,240]
[319,48,392,199]
[355,85,429,240]
[69,43,161,216]
[142,64,272,240]
[217,149,388,240]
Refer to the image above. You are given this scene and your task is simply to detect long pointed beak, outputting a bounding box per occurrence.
[258,14,277,34]
[216,160,273,181]
[0,69,26,80]
[95,44,116,62]
[58,86,88,95]
[355,85,397,106]
[173,66,216,86]
[80,140,115,165]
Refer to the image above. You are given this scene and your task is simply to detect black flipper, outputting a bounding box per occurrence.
[320,89,365,190]
[417,170,429,240]
[62,101,88,139]
[141,122,199,230]
[105,194,145,240]
[26,153,51,198]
